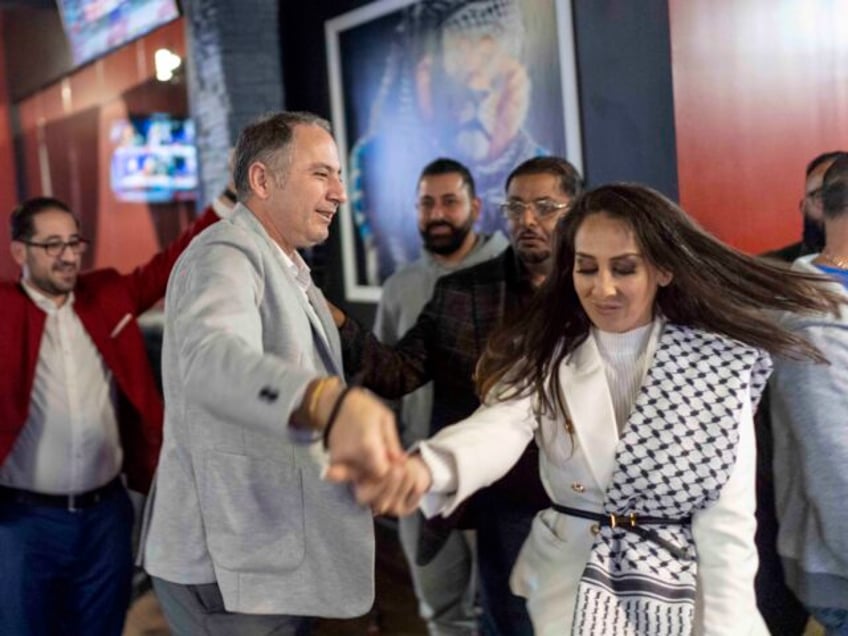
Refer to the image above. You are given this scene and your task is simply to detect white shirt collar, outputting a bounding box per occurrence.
[20,280,74,315]
[274,242,312,293]
[274,243,313,293]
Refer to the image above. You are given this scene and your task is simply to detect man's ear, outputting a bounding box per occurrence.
[248,161,272,200]
[10,241,26,267]
[470,196,482,223]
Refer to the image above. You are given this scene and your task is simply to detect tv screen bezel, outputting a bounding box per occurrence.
[56,0,184,70]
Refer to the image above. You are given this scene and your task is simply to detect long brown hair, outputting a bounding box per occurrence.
[477,183,844,419]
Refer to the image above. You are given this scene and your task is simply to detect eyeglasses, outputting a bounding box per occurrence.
[499,199,570,222]
[22,238,90,257]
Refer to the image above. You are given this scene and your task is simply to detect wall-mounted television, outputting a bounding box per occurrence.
[57,0,181,67]
[109,114,198,204]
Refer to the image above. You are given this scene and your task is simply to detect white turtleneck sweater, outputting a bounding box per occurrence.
[592,322,656,434]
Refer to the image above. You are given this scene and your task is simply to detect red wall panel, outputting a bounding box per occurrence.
[0,13,18,279]
[670,0,848,253]
[93,99,160,271]
[11,18,189,276]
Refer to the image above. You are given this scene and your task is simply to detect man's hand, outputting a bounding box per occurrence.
[325,300,346,328]
[352,454,432,517]
[323,387,404,482]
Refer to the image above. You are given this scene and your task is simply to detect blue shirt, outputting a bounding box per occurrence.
[815,264,848,290]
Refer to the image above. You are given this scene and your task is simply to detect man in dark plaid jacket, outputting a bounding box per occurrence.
[334,156,583,636]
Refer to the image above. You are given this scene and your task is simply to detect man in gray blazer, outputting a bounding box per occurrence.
[142,111,404,635]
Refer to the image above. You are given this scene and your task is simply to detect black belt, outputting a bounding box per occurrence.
[0,476,123,512]
[552,504,691,559]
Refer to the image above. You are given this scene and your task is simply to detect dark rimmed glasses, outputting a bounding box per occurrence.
[22,238,90,257]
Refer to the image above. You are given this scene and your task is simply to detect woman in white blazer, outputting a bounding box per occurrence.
[341,184,842,635]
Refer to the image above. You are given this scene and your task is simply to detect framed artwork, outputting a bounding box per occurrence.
[327,0,582,302]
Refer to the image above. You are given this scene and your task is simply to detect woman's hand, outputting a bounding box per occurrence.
[352,454,433,517]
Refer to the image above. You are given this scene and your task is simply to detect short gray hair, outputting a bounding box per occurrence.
[232,111,332,200]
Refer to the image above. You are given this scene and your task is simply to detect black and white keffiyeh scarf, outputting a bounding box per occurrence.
[571,324,771,635]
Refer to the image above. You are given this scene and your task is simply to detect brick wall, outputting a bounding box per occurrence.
[182,0,284,205]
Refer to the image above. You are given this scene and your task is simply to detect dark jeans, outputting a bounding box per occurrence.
[476,505,535,636]
[810,607,848,636]
[0,486,134,635]
[754,395,809,635]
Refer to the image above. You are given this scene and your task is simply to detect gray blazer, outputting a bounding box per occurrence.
[142,205,374,617]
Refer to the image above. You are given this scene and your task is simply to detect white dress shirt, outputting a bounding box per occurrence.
[0,283,122,494]
[276,245,330,345]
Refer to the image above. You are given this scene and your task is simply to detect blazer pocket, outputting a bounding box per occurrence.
[199,450,306,573]
[531,507,571,551]
[511,510,562,599]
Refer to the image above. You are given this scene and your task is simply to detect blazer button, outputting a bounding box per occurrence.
[590,524,600,536]
[571,482,585,493]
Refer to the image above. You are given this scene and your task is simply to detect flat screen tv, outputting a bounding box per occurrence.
[57,0,181,67]
[109,114,198,204]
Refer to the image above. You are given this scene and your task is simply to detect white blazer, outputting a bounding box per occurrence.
[419,323,768,635]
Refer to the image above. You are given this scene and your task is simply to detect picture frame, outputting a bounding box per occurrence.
[326,0,582,302]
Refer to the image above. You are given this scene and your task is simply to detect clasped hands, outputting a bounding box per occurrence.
[322,386,432,516]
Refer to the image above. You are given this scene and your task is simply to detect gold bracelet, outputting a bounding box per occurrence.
[307,377,334,427]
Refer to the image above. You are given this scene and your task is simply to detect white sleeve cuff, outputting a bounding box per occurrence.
[417,442,457,492]
[412,442,459,519]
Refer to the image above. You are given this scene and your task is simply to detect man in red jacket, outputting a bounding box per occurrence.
[0,195,218,635]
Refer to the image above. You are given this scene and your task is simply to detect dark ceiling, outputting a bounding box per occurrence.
[0,1,55,8]
[0,0,56,9]
[2,4,72,101]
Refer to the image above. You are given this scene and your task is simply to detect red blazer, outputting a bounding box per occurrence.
[0,208,218,493]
